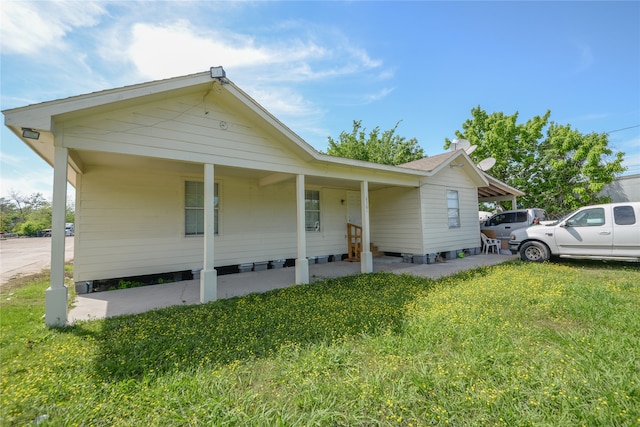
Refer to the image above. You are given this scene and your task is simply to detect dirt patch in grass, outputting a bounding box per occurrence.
[0,264,73,294]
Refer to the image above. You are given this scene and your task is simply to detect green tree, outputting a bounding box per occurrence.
[537,123,626,213]
[447,106,625,216]
[327,120,424,165]
[0,192,59,235]
[0,197,21,233]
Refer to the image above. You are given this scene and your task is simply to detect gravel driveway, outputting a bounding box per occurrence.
[0,237,74,285]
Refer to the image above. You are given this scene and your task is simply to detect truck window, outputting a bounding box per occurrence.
[567,208,605,227]
[614,206,636,225]
[534,210,548,221]
[489,213,515,225]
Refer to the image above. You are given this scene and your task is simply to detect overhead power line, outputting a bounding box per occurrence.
[605,124,640,134]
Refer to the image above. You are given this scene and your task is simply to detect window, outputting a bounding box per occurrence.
[447,190,460,228]
[515,212,528,223]
[185,181,218,236]
[614,206,636,225]
[567,207,605,227]
[488,212,515,226]
[305,190,320,231]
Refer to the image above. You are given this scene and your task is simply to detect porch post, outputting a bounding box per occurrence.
[511,195,517,210]
[295,174,309,284]
[360,180,373,273]
[200,163,217,303]
[46,146,69,327]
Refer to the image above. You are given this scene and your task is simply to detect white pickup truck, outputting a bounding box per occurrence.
[509,202,640,262]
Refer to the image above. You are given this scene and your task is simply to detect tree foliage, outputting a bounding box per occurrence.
[327,120,424,165]
[446,106,626,216]
[0,192,75,235]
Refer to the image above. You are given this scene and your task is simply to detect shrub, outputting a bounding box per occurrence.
[15,220,46,236]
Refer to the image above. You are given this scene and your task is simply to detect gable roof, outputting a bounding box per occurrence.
[2,69,516,195]
[400,151,459,172]
[3,71,431,182]
[399,150,489,187]
[401,150,524,201]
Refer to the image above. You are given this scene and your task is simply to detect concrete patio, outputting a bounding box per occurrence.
[68,253,517,323]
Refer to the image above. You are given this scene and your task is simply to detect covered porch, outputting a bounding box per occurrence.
[43,149,420,326]
[68,252,516,323]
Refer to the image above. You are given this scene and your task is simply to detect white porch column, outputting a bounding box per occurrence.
[511,195,517,210]
[295,174,309,284]
[200,163,217,303]
[360,181,373,273]
[46,146,69,327]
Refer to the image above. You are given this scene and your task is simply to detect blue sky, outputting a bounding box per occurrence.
[1,0,639,201]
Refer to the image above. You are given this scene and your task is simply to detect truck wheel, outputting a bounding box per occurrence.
[520,241,550,262]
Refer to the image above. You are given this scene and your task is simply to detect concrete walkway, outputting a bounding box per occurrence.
[68,253,517,323]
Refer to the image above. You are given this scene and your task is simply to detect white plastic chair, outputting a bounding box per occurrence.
[480,233,501,254]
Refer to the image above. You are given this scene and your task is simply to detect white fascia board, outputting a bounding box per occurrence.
[3,72,213,131]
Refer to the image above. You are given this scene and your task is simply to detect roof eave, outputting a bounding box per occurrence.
[2,71,215,131]
[483,172,525,197]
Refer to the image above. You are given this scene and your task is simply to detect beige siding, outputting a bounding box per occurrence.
[74,163,350,282]
[420,167,481,254]
[61,92,307,172]
[370,187,423,253]
[307,187,349,257]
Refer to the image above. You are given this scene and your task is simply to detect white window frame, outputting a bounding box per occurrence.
[305,189,321,232]
[185,181,219,236]
[447,190,460,229]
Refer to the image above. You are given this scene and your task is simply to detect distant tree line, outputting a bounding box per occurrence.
[0,191,74,236]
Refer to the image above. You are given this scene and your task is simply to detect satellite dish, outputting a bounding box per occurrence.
[451,139,471,151]
[477,157,496,171]
[465,145,477,155]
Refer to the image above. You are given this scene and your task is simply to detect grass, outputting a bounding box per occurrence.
[1,260,639,426]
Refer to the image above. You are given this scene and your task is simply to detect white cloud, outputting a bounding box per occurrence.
[0,0,106,55]
[116,18,387,127]
[126,20,271,79]
[247,86,321,117]
[363,87,396,105]
[571,40,595,75]
[123,20,380,84]
[0,169,53,200]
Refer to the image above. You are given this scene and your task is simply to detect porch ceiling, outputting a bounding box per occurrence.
[478,184,515,200]
[477,172,525,202]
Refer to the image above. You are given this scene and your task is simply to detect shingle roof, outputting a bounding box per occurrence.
[399,151,458,172]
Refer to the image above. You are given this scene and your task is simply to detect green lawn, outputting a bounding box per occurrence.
[1,261,639,426]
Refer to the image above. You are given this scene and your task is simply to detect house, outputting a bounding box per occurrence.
[600,174,640,203]
[3,68,521,326]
